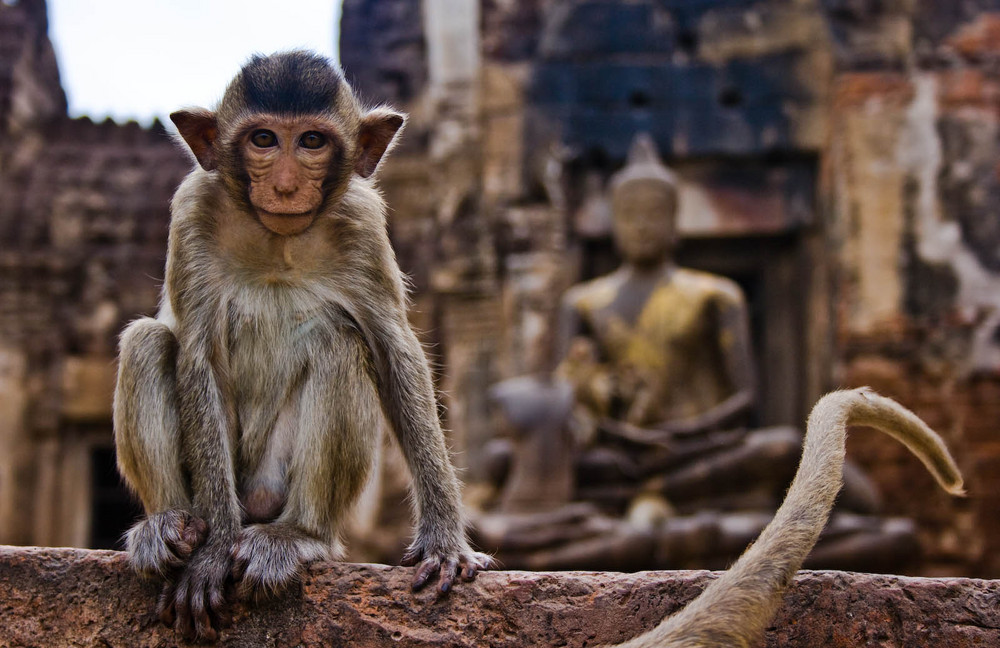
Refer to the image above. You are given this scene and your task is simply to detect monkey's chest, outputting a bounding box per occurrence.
[223,288,333,428]
[227,315,308,419]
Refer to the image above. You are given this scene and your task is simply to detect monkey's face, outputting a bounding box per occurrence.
[171,52,406,239]
[239,117,342,236]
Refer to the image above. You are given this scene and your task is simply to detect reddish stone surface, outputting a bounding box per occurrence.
[1,546,998,647]
[832,73,914,111]
[937,68,1000,109]
[945,13,1000,59]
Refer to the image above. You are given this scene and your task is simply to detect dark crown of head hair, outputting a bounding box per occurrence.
[234,51,343,115]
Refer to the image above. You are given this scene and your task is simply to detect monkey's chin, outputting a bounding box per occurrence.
[257,210,316,236]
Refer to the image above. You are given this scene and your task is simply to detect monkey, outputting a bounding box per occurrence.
[113,51,491,642]
[601,387,965,648]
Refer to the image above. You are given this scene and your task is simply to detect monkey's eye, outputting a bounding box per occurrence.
[250,130,277,148]
[299,131,327,150]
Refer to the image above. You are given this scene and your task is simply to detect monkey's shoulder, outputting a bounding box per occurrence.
[169,169,223,225]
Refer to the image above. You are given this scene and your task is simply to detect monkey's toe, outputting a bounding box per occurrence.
[410,556,442,591]
[408,547,494,594]
[231,523,328,600]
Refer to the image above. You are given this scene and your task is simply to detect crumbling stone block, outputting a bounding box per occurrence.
[1,546,997,647]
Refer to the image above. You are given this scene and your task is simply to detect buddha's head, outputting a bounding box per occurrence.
[609,134,679,267]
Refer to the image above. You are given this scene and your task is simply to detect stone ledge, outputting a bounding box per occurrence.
[1,545,998,647]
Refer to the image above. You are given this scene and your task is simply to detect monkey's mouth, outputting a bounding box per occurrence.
[259,208,313,218]
[257,209,316,236]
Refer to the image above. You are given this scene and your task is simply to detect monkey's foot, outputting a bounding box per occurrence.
[158,542,233,642]
[125,509,208,578]
[401,541,494,595]
[231,523,331,599]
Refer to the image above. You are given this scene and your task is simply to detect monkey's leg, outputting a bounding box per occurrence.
[232,324,381,598]
[114,317,206,578]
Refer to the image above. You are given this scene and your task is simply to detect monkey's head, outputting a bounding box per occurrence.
[170,51,405,236]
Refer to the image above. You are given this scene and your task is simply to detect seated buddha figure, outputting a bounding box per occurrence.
[473,135,918,573]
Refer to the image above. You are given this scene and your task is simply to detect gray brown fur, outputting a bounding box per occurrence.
[606,388,964,648]
[113,51,489,642]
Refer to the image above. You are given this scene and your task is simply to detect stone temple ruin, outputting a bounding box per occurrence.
[3,0,1000,583]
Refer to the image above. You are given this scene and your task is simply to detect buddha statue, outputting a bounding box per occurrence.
[473,134,918,573]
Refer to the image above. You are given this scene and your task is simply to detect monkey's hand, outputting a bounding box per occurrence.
[125,509,208,578]
[159,541,234,642]
[401,539,494,596]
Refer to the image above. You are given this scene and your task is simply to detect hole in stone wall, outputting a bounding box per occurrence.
[581,146,610,170]
[718,86,744,109]
[677,29,698,54]
[629,90,652,108]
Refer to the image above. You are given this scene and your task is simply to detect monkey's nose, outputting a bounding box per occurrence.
[273,160,300,195]
[273,176,299,195]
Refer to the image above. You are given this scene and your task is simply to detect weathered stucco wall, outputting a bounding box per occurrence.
[824,10,1000,576]
[1,546,999,647]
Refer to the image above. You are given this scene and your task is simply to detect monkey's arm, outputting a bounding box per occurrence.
[175,340,241,538]
[166,207,242,543]
[160,215,242,641]
[153,332,240,641]
[372,317,492,592]
[345,234,490,592]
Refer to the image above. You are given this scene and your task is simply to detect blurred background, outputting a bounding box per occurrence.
[1,0,998,579]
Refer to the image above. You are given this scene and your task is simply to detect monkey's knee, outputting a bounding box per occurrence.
[116,318,179,421]
[114,317,185,512]
[117,317,178,378]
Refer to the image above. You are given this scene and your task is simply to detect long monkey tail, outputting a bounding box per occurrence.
[608,387,966,648]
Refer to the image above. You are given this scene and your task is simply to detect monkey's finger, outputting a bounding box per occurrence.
[187,515,209,542]
[437,558,459,595]
[157,581,178,627]
[173,579,195,641]
[410,557,441,591]
[209,579,232,629]
[178,516,208,558]
[400,548,423,567]
[191,583,218,643]
[459,552,491,582]
[211,598,233,629]
[460,564,477,581]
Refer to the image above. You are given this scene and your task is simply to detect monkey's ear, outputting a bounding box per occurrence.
[170,109,219,171]
[355,108,406,178]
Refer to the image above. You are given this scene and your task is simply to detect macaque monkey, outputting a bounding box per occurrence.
[605,388,964,648]
[113,51,491,641]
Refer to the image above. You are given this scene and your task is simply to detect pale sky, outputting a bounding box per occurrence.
[46,0,341,126]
